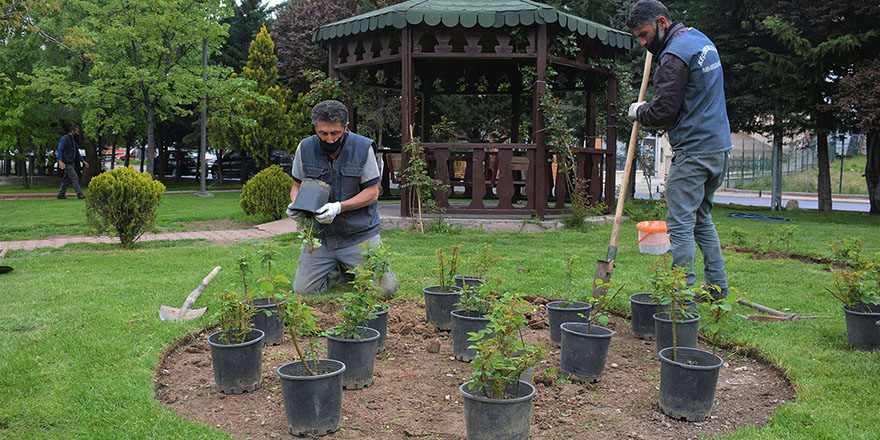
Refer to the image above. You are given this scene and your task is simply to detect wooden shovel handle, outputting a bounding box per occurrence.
[608,51,653,252]
[176,266,222,321]
[0,247,7,264]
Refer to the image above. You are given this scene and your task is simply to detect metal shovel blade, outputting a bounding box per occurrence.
[592,259,612,297]
[159,305,208,321]
[0,266,12,274]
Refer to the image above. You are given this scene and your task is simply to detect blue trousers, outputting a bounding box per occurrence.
[665,151,729,290]
[293,234,398,297]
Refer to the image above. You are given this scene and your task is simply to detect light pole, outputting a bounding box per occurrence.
[196,36,212,197]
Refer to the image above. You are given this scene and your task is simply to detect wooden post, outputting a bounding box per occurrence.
[604,70,618,209]
[532,24,548,218]
[400,27,414,217]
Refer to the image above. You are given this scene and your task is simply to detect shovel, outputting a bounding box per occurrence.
[593,51,653,297]
[159,266,222,321]
[0,247,12,274]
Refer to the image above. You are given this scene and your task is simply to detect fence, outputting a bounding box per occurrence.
[724,133,864,189]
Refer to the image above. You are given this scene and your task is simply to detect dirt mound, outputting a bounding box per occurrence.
[156,300,792,439]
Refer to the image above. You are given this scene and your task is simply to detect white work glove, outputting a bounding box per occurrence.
[627,101,646,122]
[286,202,307,220]
[314,202,342,224]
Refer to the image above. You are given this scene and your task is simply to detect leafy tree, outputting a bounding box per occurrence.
[27,0,233,176]
[240,25,299,168]
[835,56,880,214]
[272,0,357,91]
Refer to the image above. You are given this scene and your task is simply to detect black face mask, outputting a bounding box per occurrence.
[646,21,666,55]
[319,132,346,155]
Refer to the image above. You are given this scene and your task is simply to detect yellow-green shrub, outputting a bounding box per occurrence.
[86,167,165,247]
[240,165,293,221]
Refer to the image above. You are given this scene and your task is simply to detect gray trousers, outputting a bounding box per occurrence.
[293,234,398,297]
[665,150,729,290]
[58,165,83,197]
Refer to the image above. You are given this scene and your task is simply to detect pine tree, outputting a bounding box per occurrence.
[240,25,298,168]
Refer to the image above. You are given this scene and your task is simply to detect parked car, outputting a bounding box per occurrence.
[164,149,200,178]
[210,150,293,180]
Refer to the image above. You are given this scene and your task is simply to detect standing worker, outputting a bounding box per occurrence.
[626,0,730,299]
[56,124,89,200]
[287,100,398,297]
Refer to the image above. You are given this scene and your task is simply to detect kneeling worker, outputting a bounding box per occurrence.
[287,99,398,297]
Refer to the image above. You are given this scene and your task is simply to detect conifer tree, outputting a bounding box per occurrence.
[240,25,298,168]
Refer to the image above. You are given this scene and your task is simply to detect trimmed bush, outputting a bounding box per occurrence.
[240,165,294,221]
[86,167,165,247]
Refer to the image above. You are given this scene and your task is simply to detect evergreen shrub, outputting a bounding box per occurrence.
[85,167,165,247]
[240,165,294,221]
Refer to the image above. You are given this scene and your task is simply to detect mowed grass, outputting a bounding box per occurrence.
[1,202,880,438]
[743,155,868,195]
[0,192,253,241]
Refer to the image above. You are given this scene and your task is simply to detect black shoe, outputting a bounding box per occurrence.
[696,285,728,303]
[77,194,86,199]
[57,195,67,199]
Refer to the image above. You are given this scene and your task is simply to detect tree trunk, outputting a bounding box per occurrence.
[82,136,99,184]
[866,132,880,215]
[816,128,833,211]
[146,103,156,176]
[770,112,783,211]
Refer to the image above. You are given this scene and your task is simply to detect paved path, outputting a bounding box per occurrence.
[0,216,300,251]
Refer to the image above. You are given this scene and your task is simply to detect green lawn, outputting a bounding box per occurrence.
[0,192,254,241]
[1,204,880,439]
[741,155,868,195]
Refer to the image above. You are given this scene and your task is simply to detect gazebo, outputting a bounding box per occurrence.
[312,0,635,218]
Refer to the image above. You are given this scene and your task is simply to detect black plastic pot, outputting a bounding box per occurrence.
[454,275,486,297]
[366,304,389,352]
[288,178,331,216]
[249,297,284,346]
[843,303,880,352]
[546,301,592,347]
[423,285,462,331]
[630,293,660,340]
[460,380,535,440]
[658,346,723,422]
[326,326,380,390]
[653,312,700,355]
[277,360,345,436]
[451,309,491,362]
[343,304,389,352]
[207,328,265,394]
[560,323,614,383]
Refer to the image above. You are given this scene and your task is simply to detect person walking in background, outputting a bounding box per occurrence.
[626,0,731,299]
[56,124,89,200]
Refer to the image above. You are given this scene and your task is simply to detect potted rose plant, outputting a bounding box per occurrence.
[325,243,389,389]
[455,244,502,295]
[825,259,880,351]
[207,279,264,394]
[460,292,545,440]
[547,255,592,347]
[423,245,463,331]
[559,279,624,382]
[451,279,499,362]
[248,244,289,346]
[656,287,738,422]
[276,294,344,436]
[651,260,701,355]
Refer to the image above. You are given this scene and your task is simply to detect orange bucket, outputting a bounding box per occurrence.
[636,221,670,255]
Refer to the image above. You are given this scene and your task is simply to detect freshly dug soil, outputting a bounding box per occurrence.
[156,300,792,439]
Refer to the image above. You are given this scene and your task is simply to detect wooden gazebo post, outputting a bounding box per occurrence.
[532,23,548,218]
[400,26,414,217]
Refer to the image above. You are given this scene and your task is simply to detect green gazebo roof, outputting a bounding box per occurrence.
[312,0,634,50]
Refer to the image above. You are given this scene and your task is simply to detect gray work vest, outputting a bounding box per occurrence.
[299,132,380,249]
[661,28,732,154]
